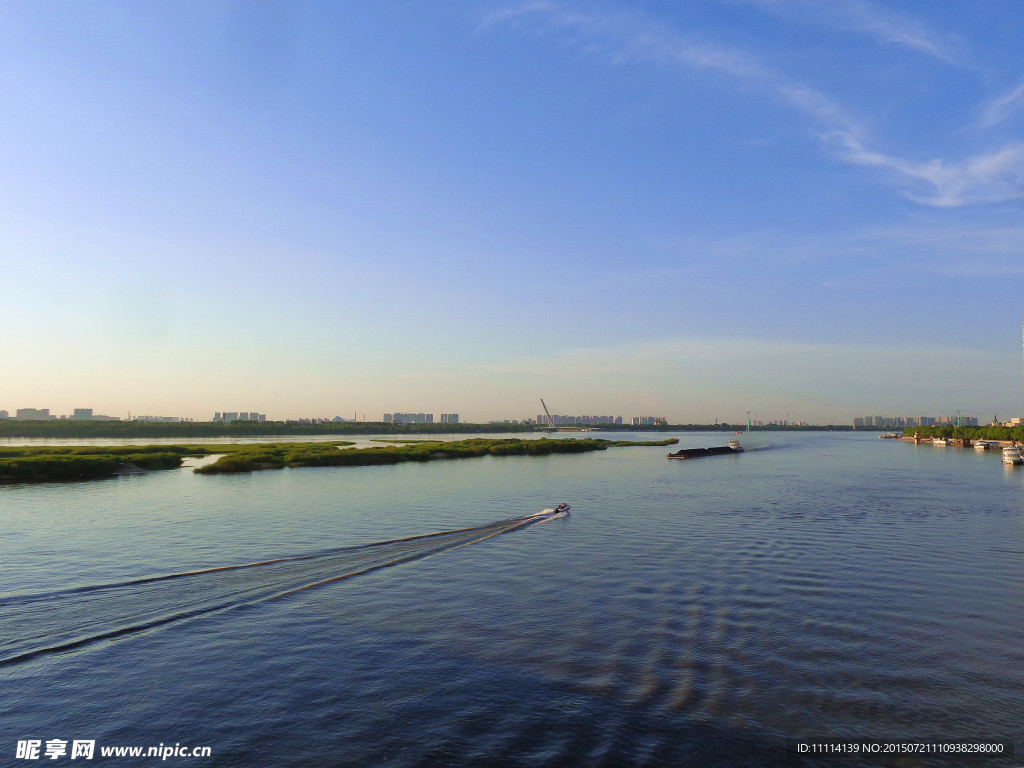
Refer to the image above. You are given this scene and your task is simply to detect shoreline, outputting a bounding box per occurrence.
[0,420,857,440]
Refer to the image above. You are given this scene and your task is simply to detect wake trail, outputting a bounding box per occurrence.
[0,510,562,667]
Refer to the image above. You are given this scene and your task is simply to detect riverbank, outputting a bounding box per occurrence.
[901,425,1024,442]
[0,419,857,439]
[899,435,1018,448]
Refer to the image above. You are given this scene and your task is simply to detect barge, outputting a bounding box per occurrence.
[668,440,744,460]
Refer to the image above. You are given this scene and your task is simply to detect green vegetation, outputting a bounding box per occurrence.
[0,420,535,439]
[194,437,679,475]
[0,419,856,440]
[0,446,196,484]
[0,442,349,483]
[0,437,674,482]
[902,425,1024,442]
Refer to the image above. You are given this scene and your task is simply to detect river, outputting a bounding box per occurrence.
[1,431,1020,766]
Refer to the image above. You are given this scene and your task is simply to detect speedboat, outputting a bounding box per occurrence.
[552,503,571,514]
[1002,445,1023,465]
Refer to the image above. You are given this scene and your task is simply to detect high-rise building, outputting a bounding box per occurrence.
[387,412,433,424]
[537,414,623,425]
[440,413,459,424]
[15,408,53,420]
[213,411,265,423]
[73,408,93,420]
[631,416,664,426]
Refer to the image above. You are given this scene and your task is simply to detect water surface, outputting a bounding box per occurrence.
[1,432,1021,766]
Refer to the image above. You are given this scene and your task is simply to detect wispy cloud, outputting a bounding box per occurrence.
[976,80,1024,130]
[826,133,1024,206]
[723,0,964,65]
[486,1,1023,207]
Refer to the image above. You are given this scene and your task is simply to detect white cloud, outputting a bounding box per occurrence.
[826,133,1024,206]
[976,80,1024,130]
[487,1,1024,207]
[725,0,964,65]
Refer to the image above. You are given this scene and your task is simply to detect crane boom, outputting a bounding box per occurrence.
[540,399,557,430]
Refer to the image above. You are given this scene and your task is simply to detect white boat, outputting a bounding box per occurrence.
[932,437,949,446]
[1001,445,1023,465]
[973,440,992,450]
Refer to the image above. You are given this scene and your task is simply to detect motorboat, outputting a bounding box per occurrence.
[1002,445,1023,465]
[973,440,993,450]
[932,437,949,446]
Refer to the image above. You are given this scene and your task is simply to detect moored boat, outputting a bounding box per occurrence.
[932,437,949,446]
[1002,445,1023,465]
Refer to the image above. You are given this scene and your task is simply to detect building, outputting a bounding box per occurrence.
[0,410,8,419]
[133,415,185,423]
[538,414,623,426]
[385,413,434,424]
[440,413,459,424]
[73,408,93,420]
[214,412,266,423]
[631,416,665,426]
[15,408,53,420]
[856,415,977,428]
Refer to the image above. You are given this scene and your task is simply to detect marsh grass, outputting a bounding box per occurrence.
[0,442,354,483]
[0,438,675,481]
[194,437,678,474]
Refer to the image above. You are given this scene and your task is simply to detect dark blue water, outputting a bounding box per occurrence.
[1,432,1021,766]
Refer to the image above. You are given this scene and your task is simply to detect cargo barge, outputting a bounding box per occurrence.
[667,440,744,459]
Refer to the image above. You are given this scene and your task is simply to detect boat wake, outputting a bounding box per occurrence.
[537,506,570,521]
[0,510,565,667]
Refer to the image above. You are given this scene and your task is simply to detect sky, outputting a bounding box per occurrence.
[1,0,1023,424]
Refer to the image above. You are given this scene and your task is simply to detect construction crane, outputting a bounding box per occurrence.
[540,399,558,431]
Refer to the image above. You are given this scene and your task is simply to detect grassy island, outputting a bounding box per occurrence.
[0,438,676,483]
[194,437,679,475]
[0,445,208,484]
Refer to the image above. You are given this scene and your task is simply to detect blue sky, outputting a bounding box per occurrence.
[2,0,1022,424]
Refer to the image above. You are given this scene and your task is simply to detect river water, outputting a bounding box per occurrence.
[1,431,1021,766]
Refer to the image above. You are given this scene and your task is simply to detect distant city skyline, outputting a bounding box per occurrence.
[1,2,1022,422]
[0,402,997,428]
